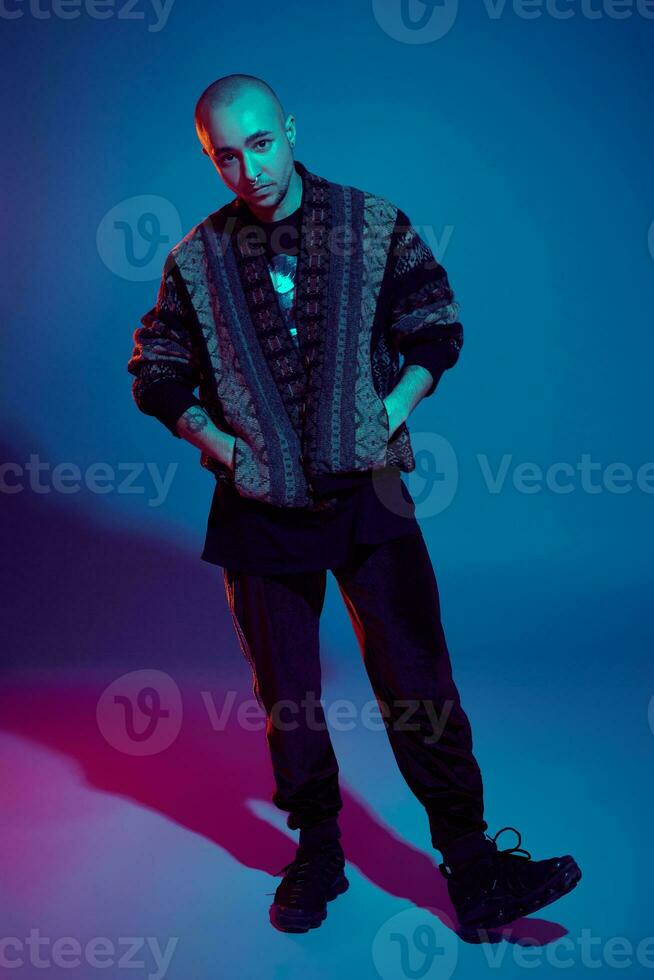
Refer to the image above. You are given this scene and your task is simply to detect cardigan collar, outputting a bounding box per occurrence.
[223,159,333,443]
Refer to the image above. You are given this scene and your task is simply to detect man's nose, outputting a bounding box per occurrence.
[242,154,261,183]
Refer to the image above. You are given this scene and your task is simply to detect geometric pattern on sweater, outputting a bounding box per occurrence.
[127,159,464,509]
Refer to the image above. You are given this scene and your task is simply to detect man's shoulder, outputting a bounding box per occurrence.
[161,199,239,271]
[323,168,405,227]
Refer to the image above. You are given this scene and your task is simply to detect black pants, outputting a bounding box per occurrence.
[223,529,490,861]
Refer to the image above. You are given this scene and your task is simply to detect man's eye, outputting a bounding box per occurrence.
[257,139,271,149]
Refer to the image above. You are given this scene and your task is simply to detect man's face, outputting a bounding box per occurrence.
[197,89,295,211]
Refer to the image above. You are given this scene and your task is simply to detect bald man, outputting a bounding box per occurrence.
[127,73,582,937]
[195,75,302,233]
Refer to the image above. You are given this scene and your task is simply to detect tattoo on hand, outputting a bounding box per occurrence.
[180,406,210,433]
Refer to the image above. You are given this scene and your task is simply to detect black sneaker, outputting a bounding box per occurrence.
[439,826,582,936]
[269,840,349,933]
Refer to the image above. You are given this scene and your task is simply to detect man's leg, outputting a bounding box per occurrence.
[223,566,343,840]
[332,530,495,868]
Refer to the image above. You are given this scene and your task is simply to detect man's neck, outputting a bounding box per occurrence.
[247,166,303,223]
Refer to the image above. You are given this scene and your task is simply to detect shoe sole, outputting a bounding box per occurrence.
[458,856,582,932]
[456,925,505,944]
[269,873,350,933]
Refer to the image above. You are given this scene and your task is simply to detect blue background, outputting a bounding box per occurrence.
[2,0,653,977]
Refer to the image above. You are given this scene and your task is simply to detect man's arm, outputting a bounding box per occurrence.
[127,251,234,466]
[383,208,464,429]
[383,364,434,437]
[174,405,236,470]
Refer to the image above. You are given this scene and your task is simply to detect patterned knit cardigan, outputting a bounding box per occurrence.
[127,159,463,509]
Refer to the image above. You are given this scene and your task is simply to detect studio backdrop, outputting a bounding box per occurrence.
[1,1,652,977]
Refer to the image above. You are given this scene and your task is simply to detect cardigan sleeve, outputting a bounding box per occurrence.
[127,252,203,438]
[385,208,464,397]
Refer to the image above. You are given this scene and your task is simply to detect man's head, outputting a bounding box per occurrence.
[195,74,300,217]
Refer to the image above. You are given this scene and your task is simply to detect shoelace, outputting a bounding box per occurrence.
[441,826,534,886]
[484,826,532,862]
[477,827,532,892]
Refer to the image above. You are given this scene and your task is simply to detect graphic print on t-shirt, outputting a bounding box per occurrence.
[267,253,298,349]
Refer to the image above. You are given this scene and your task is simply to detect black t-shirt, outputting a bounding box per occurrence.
[250,200,302,349]
[201,196,421,574]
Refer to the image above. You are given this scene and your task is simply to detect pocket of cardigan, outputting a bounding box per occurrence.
[230,435,265,500]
